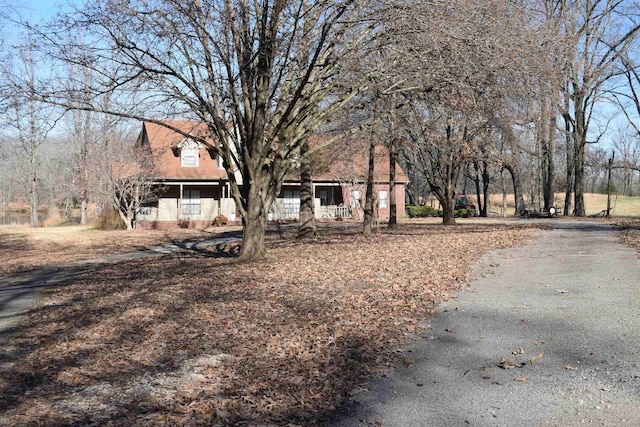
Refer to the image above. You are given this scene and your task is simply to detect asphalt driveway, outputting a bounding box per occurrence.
[330,221,640,426]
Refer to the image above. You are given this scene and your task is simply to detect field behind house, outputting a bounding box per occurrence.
[484,193,640,217]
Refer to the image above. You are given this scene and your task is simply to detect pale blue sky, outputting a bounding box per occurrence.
[24,0,72,19]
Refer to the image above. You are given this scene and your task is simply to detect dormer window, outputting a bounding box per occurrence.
[179,139,200,167]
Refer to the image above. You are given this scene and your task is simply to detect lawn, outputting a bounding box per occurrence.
[6,219,636,425]
[0,225,241,277]
[484,193,640,218]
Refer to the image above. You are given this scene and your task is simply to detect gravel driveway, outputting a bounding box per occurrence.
[330,221,640,426]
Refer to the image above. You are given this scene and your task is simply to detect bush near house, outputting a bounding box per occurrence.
[455,209,474,218]
[212,215,228,226]
[406,205,442,218]
[94,207,126,230]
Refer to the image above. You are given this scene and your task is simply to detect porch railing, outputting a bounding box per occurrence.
[320,205,351,219]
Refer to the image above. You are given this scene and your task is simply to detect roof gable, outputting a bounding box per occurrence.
[139,121,227,181]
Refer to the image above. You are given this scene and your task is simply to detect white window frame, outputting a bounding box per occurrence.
[181,146,199,167]
[182,189,201,215]
[283,189,300,216]
[378,190,388,208]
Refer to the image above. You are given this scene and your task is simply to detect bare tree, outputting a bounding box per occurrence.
[553,0,640,216]
[611,126,640,195]
[26,0,372,259]
[404,103,475,224]
[0,40,60,227]
[612,53,640,137]
[296,136,316,239]
[389,0,543,223]
[88,138,157,230]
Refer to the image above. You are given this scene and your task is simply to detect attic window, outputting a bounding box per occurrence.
[179,139,200,167]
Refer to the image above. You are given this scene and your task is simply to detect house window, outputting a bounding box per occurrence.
[318,189,331,206]
[182,189,201,215]
[283,189,300,217]
[378,190,388,208]
[181,146,199,167]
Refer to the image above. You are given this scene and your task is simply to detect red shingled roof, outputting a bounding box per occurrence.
[308,137,409,184]
[138,121,408,184]
[138,121,227,180]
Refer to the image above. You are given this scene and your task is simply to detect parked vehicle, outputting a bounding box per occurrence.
[454,194,478,217]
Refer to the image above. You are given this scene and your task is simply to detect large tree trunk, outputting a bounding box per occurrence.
[440,125,460,225]
[504,163,525,215]
[441,193,456,225]
[81,197,87,225]
[363,138,376,236]
[563,113,574,216]
[482,163,489,216]
[29,170,39,227]
[501,168,508,217]
[573,92,586,217]
[473,161,489,217]
[297,138,316,239]
[118,210,135,230]
[574,142,586,216]
[541,97,556,211]
[239,183,270,260]
[431,164,457,225]
[473,162,482,216]
[388,138,397,230]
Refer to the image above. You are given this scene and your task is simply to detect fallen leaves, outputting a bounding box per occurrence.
[617,222,640,255]
[0,222,539,426]
[0,225,227,276]
[499,358,524,370]
[528,352,544,364]
[498,350,544,370]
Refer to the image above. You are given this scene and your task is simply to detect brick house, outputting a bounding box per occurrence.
[135,121,408,227]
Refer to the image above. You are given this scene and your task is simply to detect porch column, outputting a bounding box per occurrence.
[178,183,183,220]
[219,182,224,216]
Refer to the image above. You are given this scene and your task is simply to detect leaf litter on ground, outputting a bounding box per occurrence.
[0,222,542,426]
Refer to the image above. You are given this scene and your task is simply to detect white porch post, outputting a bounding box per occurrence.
[219,182,223,216]
[178,183,183,220]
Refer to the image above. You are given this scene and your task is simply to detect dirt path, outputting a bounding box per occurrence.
[330,221,640,426]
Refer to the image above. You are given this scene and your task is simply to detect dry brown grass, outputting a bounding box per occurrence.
[481,193,640,217]
[0,221,543,426]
